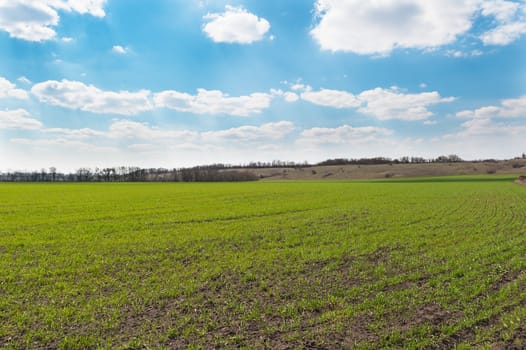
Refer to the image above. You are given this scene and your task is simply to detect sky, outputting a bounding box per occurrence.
[0,0,525,172]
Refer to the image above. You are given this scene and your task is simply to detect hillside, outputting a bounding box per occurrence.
[232,159,526,181]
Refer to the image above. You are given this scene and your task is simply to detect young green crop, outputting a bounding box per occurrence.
[0,176,525,348]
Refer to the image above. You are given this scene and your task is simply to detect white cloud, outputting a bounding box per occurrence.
[299,86,454,120]
[479,0,526,45]
[269,89,299,103]
[45,0,106,17]
[480,21,526,45]
[301,88,361,108]
[0,77,28,99]
[311,0,478,55]
[0,0,105,42]
[112,45,128,54]
[31,80,153,115]
[283,92,299,103]
[357,87,455,121]
[291,84,308,91]
[30,80,277,117]
[481,0,520,22]
[445,117,526,138]
[310,0,526,55]
[297,124,393,145]
[203,5,270,44]
[445,50,483,58]
[17,76,32,85]
[154,88,273,117]
[0,109,42,130]
[43,127,105,139]
[108,120,197,140]
[201,121,294,143]
[457,95,526,118]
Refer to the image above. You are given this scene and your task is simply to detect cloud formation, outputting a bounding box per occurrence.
[301,88,361,109]
[310,0,526,55]
[311,0,477,55]
[154,88,273,117]
[0,0,106,41]
[112,45,129,54]
[0,109,42,130]
[299,86,454,120]
[357,87,455,121]
[479,0,526,45]
[28,79,279,117]
[202,121,294,142]
[457,95,526,119]
[298,124,393,145]
[0,77,28,99]
[31,80,153,116]
[480,22,526,45]
[203,5,270,44]
[108,120,198,140]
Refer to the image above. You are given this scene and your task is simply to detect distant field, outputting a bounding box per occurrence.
[1,176,526,349]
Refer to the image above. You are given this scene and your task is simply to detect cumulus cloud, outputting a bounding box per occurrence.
[447,94,526,155]
[445,117,526,138]
[201,121,294,143]
[0,109,42,130]
[46,0,106,17]
[311,0,477,55]
[283,92,299,103]
[108,120,198,140]
[299,86,454,120]
[480,21,526,45]
[154,88,273,117]
[297,124,393,145]
[479,0,526,45]
[481,0,521,22]
[30,80,276,117]
[0,0,106,42]
[0,77,28,99]
[5,118,300,166]
[310,0,526,55]
[31,80,153,115]
[357,87,455,121]
[456,95,526,119]
[203,5,270,44]
[301,88,361,109]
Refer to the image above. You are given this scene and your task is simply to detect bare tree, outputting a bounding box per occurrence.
[49,167,57,182]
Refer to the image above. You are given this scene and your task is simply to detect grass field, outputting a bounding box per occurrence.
[1,176,526,349]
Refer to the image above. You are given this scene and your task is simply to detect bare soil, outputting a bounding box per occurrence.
[515,175,526,186]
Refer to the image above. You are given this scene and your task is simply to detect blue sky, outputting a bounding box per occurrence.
[1,0,525,171]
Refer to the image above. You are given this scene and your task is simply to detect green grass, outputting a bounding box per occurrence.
[1,177,525,349]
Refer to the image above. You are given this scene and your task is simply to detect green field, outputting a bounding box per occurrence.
[1,177,526,349]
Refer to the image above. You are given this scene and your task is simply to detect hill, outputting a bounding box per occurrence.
[231,159,526,180]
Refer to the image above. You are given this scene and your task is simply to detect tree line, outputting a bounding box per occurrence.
[0,166,258,182]
[1,154,525,182]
